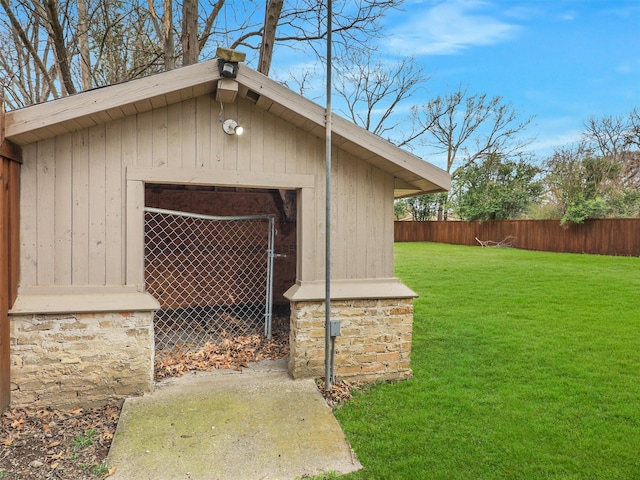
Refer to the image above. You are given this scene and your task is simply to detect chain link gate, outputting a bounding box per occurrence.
[144,207,275,352]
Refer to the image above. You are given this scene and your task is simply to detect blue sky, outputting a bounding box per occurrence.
[270,0,639,167]
[378,0,640,158]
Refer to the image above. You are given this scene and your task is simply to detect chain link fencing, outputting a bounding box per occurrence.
[144,207,275,352]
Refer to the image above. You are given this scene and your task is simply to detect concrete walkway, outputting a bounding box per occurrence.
[107,360,362,480]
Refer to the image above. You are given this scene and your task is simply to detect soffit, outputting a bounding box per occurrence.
[4,60,449,196]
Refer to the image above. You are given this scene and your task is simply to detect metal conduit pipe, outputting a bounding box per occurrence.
[324,0,333,393]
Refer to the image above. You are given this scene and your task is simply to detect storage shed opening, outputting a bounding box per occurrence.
[144,184,296,353]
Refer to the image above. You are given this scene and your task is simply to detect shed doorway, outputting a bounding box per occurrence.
[144,207,276,350]
[144,184,296,361]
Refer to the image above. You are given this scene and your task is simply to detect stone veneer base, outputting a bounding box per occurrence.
[10,311,154,408]
[9,298,414,407]
[288,298,414,382]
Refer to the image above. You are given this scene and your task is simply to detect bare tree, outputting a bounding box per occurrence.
[625,109,640,187]
[147,0,175,70]
[541,111,640,224]
[77,0,91,90]
[0,0,62,104]
[421,88,534,178]
[0,0,402,108]
[236,0,402,75]
[583,112,640,190]
[181,0,199,66]
[258,0,284,75]
[416,87,534,219]
[628,108,640,149]
[42,0,76,95]
[331,48,430,143]
[583,115,628,161]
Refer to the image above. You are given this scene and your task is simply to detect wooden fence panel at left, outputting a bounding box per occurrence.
[1,158,20,412]
[1,103,22,411]
[1,158,9,412]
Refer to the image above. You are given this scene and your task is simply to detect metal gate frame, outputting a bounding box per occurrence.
[144,207,276,351]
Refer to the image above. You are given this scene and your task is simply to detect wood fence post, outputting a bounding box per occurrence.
[0,98,10,411]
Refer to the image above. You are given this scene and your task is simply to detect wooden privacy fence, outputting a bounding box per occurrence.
[1,103,22,412]
[395,219,640,257]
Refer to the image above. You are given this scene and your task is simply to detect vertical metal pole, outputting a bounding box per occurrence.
[265,216,275,338]
[324,0,333,393]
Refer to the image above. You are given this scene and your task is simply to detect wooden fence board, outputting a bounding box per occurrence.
[1,157,9,412]
[395,219,640,257]
[1,102,22,412]
[1,157,20,412]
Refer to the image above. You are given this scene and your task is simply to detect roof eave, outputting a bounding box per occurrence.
[236,69,451,193]
[5,61,221,145]
[4,60,451,193]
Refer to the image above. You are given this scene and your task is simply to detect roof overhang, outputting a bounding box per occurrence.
[4,60,450,197]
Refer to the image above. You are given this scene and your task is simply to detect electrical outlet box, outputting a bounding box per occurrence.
[329,319,341,337]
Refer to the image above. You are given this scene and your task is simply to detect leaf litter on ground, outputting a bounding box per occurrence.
[1,313,362,479]
[0,404,119,479]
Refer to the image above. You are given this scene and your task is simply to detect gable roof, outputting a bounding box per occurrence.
[4,60,450,197]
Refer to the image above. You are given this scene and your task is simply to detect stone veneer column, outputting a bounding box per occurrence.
[289,298,414,382]
[10,311,154,408]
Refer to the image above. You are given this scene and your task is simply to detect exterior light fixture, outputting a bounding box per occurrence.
[218,58,239,78]
[216,47,246,79]
[222,119,243,136]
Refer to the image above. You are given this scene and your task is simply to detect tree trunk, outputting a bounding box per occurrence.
[0,0,59,100]
[181,0,199,66]
[77,0,91,90]
[258,0,284,75]
[44,0,76,95]
[163,0,175,70]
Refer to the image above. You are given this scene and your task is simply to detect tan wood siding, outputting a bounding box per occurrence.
[88,125,107,285]
[18,95,395,293]
[105,121,125,285]
[54,134,73,284]
[72,130,90,285]
[19,144,37,287]
[36,138,55,285]
[195,95,211,169]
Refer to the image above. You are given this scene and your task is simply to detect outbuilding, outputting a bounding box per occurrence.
[3,58,450,407]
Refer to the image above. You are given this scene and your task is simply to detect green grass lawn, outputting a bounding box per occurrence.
[334,242,640,480]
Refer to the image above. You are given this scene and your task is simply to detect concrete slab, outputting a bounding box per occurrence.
[107,360,361,480]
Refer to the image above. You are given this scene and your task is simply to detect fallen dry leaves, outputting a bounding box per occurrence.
[154,314,290,380]
[1,313,364,479]
[316,379,363,408]
[0,404,120,479]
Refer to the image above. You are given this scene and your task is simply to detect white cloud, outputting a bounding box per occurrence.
[529,120,583,158]
[616,63,632,74]
[385,0,520,56]
[558,10,578,21]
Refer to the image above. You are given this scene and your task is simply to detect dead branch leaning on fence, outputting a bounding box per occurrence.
[475,235,516,248]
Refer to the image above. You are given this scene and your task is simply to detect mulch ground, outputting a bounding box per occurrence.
[1,314,358,479]
[0,404,120,480]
